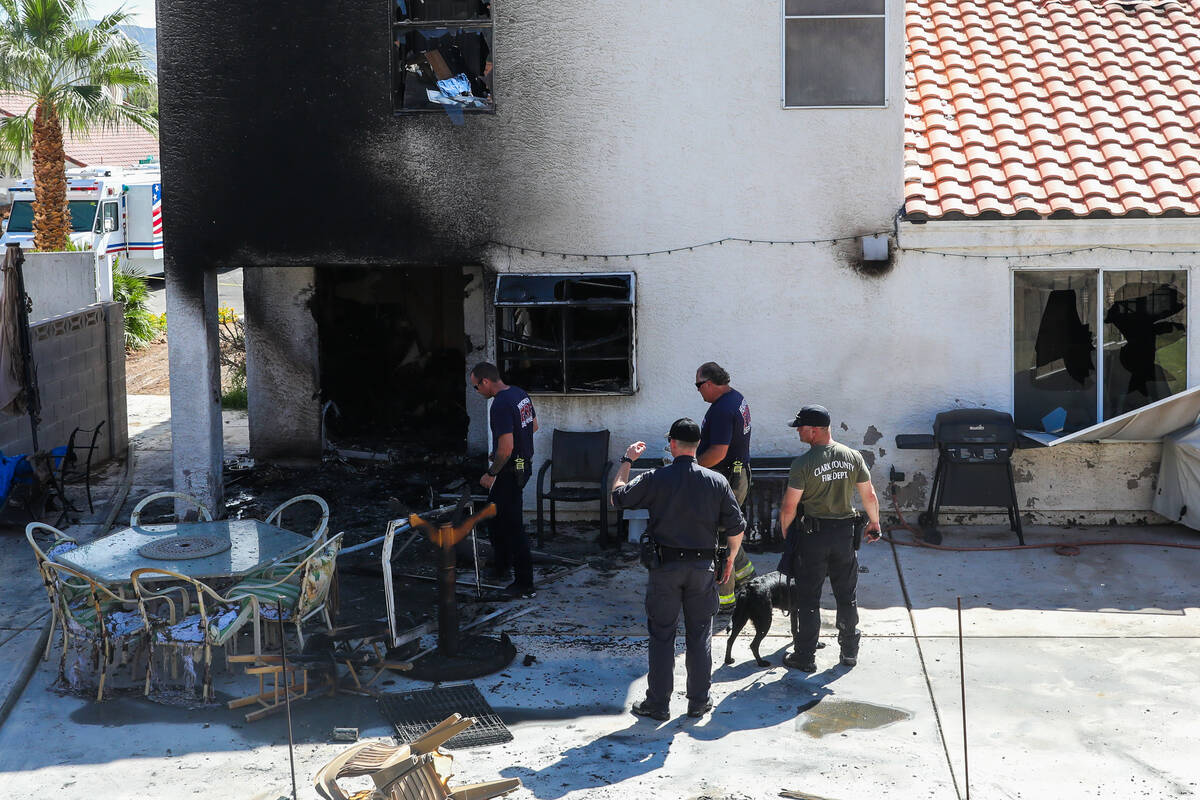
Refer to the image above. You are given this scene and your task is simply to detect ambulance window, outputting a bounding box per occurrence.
[100,202,119,233]
[69,200,98,232]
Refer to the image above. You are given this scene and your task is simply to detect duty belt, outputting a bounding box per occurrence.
[659,547,718,563]
[803,516,857,533]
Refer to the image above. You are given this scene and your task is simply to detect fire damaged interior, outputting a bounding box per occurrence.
[495,273,636,394]
[394,0,494,112]
[314,267,470,450]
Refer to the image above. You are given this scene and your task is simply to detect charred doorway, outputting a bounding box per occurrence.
[315,267,468,452]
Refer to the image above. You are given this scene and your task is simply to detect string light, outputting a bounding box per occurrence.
[487,237,1200,262]
[485,231,891,260]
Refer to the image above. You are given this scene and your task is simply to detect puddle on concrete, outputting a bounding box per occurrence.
[795,698,911,738]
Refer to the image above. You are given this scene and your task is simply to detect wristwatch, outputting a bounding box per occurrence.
[620,456,634,464]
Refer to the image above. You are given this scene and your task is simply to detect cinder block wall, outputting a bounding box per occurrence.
[22,252,102,320]
[0,302,128,463]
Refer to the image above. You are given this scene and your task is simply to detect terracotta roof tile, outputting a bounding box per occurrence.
[0,91,158,169]
[906,0,1200,219]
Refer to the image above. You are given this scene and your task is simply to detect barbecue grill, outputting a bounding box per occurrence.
[896,408,1025,544]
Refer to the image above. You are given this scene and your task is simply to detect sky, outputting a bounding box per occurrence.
[86,0,154,27]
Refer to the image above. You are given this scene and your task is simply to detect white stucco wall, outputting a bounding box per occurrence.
[485,217,1200,523]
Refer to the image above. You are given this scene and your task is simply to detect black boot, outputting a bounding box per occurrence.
[838,630,861,666]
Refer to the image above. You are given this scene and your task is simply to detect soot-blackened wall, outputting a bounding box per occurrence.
[157,0,496,274]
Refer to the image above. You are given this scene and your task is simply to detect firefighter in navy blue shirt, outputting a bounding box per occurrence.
[611,418,746,721]
[470,362,538,598]
[695,361,756,609]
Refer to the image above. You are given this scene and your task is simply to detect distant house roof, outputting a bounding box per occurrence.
[904,0,1200,221]
[0,91,158,169]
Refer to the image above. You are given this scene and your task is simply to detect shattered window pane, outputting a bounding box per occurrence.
[1014,269,1189,434]
[396,0,490,22]
[394,27,493,112]
[1014,271,1098,434]
[495,274,636,394]
[393,0,493,113]
[495,274,633,305]
[1103,270,1187,418]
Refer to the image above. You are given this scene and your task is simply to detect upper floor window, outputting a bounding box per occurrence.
[393,0,494,113]
[1014,269,1188,435]
[783,0,886,108]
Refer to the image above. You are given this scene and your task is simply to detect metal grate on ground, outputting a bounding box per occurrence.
[378,683,513,750]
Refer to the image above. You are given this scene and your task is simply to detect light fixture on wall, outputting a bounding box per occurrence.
[862,234,889,262]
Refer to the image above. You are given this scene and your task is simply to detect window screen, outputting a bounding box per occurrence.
[784,1,886,107]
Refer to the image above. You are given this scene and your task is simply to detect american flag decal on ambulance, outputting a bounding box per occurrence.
[151,183,162,236]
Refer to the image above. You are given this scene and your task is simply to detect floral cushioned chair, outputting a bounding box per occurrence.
[131,568,254,701]
[231,533,343,656]
[42,561,149,701]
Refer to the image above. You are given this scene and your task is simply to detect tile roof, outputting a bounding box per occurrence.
[0,92,158,169]
[904,0,1200,220]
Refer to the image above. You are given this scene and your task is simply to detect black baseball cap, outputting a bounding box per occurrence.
[788,405,831,428]
[667,417,701,443]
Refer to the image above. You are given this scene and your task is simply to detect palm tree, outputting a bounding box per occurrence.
[0,0,155,252]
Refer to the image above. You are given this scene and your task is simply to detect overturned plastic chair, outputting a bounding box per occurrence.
[314,713,521,800]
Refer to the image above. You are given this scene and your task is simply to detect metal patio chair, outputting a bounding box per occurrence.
[131,567,255,702]
[43,561,149,701]
[535,429,613,547]
[26,522,82,660]
[130,490,213,526]
[230,533,344,657]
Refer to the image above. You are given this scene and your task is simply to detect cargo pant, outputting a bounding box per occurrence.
[644,560,719,711]
[717,462,755,608]
[790,519,860,660]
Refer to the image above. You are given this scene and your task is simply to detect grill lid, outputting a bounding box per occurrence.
[933,409,1016,445]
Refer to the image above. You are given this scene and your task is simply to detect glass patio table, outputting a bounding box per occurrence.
[56,519,314,585]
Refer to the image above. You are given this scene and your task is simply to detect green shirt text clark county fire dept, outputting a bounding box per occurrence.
[787,443,871,519]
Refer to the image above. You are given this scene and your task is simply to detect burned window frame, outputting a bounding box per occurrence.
[494,273,637,396]
[392,0,495,114]
[1012,267,1189,434]
[782,0,888,109]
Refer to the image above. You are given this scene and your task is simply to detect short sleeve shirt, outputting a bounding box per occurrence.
[610,456,746,549]
[699,389,752,475]
[490,386,536,462]
[786,442,870,519]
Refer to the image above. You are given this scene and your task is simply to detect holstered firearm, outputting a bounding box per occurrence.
[852,513,867,551]
[639,532,661,570]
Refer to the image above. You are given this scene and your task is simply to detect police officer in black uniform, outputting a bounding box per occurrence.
[778,405,881,672]
[611,418,746,721]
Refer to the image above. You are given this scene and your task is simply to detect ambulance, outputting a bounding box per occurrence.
[0,164,164,294]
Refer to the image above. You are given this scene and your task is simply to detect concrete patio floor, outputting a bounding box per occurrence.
[0,396,1197,799]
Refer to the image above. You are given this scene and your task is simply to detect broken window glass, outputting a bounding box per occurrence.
[394,1,493,112]
[784,0,885,107]
[1103,270,1187,418]
[1014,271,1098,433]
[396,0,490,22]
[1014,269,1188,434]
[495,274,636,394]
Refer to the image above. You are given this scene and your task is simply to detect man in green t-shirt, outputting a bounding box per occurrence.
[778,404,881,672]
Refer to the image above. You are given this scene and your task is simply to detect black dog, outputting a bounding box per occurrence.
[723,571,795,667]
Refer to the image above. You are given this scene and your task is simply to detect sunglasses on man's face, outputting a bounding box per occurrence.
[695,380,708,389]
[472,380,485,392]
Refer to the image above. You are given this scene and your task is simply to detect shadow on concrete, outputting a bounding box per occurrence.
[500,717,669,800]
